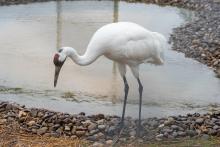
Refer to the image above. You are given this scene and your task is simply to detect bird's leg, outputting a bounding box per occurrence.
[120,76,129,129]
[137,78,143,137]
[112,76,129,145]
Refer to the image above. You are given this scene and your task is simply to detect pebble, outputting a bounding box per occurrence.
[18,111,27,118]
[98,125,106,130]
[92,142,104,147]
[27,120,35,126]
[106,140,113,145]
[76,130,86,137]
[88,123,97,131]
[37,127,48,135]
[196,118,204,124]
[64,125,71,131]
[0,119,7,125]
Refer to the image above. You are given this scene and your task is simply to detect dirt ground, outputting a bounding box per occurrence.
[0,123,89,147]
[1,122,220,147]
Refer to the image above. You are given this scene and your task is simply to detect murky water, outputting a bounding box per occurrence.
[0,1,219,118]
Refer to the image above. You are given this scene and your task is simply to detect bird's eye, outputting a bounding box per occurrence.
[58,49,63,53]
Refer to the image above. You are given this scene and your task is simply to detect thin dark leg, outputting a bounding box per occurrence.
[121,76,129,127]
[137,78,143,136]
[113,76,129,145]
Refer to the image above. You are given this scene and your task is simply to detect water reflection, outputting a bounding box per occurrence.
[110,0,120,104]
[56,0,62,49]
[0,1,219,117]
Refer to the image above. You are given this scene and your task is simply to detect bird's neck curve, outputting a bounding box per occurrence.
[65,47,99,66]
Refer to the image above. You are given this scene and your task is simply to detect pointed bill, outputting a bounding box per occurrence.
[54,66,61,87]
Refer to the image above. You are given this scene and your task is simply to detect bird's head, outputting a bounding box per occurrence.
[53,48,67,87]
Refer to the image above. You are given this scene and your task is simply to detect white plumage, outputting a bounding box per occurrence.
[53,22,167,136]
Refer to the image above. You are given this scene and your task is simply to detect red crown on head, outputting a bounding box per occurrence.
[53,54,60,66]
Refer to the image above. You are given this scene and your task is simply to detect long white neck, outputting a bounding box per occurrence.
[65,47,100,66]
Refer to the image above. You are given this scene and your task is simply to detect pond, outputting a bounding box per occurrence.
[0,0,219,118]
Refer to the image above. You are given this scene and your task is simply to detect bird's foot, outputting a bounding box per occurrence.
[136,124,146,138]
[112,122,125,145]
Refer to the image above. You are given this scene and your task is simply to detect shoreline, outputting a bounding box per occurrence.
[1,101,220,146]
[0,0,219,146]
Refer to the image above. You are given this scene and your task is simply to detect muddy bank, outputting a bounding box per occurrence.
[1,101,220,146]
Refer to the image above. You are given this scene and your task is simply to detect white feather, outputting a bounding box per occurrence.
[58,22,167,78]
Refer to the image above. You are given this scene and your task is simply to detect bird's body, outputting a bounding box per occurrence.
[75,22,165,67]
[53,22,167,138]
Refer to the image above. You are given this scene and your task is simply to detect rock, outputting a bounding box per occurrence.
[98,125,106,130]
[162,128,173,133]
[158,124,165,128]
[90,129,99,135]
[0,119,7,125]
[64,125,71,131]
[31,128,37,134]
[27,120,36,126]
[106,140,113,145]
[87,135,98,141]
[186,130,197,137]
[172,131,178,138]
[88,123,97,131]
[76,131,86,137]
[171,125,179,130]
[208,129,217,135]
[97,132,105,139]
[92,142,104,147]
[213,125,219,130]
[50,132,60,137]
[30,109,38,117]
[129,130,136,136]
[156,134,164,138]
[148,119,159,128]
[37,111,44,117]
[196,118,204,124]
[96,119,104,125]
[79,112,85,116]
[107,126,116,136]
[52,124,61,131]
[178,131,186,137]
[56,127,63,134]
[82,120,92,127]
[18,111,27,118]
[37,127,48,135]
[164,117,175,126]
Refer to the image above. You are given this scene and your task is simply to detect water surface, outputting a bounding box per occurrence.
[0,1,219,118]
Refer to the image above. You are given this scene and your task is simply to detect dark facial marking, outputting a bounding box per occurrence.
[53,53,66,67]
[58,49,63,53]
[53,54,61,66]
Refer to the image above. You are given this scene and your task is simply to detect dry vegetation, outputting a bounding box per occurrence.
[0,123,89,147]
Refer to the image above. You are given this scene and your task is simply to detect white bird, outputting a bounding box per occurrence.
[53,22,166,136]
